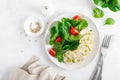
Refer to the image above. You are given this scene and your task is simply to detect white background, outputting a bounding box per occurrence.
[0,0,120,80]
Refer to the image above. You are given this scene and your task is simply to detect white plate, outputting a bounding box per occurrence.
[44,12,100,70]
[91,0,120,13]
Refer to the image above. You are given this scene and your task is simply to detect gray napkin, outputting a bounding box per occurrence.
[9,56,66,80]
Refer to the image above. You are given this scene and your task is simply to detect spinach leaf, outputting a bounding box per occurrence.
[101,2,108,8]
[69,34,81,41]
[108,0,120,12]
[69,41,79,50]
[57,21,64,36]
[105,18,115,25]
[62,18,88,31]
[70,20,81,26]
[75,19,88,31]
[62,45,70,50]
[92,8,104,18]
[58,21,69,36]
[62,41,79,51]
[53,42,62,52]
[93,0,100,5]
[105,0,109,3]
[49,26,59,45]
[61,18,71,23]
[56,52,63,62]
[93,0,120,12]
[62,18,71,27]
[93,0,108,8]
[61,18,80,27]
[57,21,70,45]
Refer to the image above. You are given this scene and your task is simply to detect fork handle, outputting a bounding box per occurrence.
[89,64,102,80]
[97,58,103,80]
[89,54,103,80]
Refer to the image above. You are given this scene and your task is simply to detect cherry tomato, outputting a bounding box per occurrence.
[70,27,79,36]
[49,48,56,57]
[55,36,62,42]
[73,15,81,20]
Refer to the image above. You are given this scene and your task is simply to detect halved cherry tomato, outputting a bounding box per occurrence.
[55,36,62,42]
[49,48,56,57]
[73,15,81,20]
[70,27,79,36]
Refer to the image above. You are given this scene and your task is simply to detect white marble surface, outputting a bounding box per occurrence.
[0,0,120,80]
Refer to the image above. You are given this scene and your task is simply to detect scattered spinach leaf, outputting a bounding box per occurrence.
[108,0,120,12]
[92,8,104,18]
[94,0,108,8]
[93,0,120,12]
[105,18,115,25]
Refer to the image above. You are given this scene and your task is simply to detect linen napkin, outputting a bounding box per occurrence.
[9,56,66,80]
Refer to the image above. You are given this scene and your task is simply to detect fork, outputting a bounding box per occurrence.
[89,35,112,80]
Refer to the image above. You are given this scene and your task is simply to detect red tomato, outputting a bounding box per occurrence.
[55,36,62,42]
[73,15,81,20]
[49,48,56,57]
[70,27,79,36]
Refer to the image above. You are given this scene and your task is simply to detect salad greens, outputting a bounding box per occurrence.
[92,8,104,18]
[93,0,120,12]
[105,18,115,25]
[108,0,120,12]
[49,17,88,62]
[93,0,108,8]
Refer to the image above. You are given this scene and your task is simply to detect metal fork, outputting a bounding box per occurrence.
[89,35,112,80]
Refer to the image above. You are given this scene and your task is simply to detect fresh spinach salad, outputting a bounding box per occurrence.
[48,15,88,62]
[93,0,120,12]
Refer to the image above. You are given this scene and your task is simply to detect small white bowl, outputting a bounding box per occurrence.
[24,16,45,37]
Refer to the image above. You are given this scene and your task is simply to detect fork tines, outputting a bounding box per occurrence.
[102,35,112,48]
